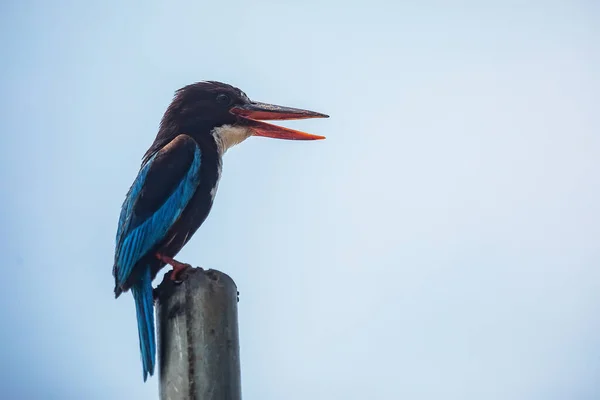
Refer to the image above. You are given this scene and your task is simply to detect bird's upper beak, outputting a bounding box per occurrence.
[230,101,328,140]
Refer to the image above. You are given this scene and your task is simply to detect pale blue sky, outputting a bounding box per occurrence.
[1,0,599,399]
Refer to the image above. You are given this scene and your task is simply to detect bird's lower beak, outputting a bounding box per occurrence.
[230,102,328,140]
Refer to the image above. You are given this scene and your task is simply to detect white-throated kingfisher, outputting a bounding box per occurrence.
[112,81,328,381]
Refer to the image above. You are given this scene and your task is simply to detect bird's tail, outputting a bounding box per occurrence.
[131,268,156,381]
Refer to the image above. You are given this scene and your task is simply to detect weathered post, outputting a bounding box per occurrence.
[155,267,241,400]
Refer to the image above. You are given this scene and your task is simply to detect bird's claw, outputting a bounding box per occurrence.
[156,252,191,283]
[170,263,191,282]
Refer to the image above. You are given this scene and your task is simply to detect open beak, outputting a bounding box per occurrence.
[230,102,328,140]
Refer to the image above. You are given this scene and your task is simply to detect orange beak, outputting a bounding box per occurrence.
[230,101,328,140]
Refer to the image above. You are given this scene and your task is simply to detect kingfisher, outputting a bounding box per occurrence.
[113,81,328,381]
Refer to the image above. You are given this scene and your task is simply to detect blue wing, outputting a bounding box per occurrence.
[113,134,202,292]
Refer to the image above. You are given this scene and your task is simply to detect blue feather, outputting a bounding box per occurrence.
[115,156,154,252]
[114,143,202,287]
[113,139,202,381]
[132,267,155,381]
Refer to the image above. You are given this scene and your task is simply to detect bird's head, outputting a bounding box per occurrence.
[160,81,328,153]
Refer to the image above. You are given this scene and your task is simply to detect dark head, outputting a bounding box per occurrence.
[148,81,328,160]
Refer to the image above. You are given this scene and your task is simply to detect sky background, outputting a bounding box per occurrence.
[1,0,599,399]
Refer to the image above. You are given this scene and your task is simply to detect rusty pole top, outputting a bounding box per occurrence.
[155,267,241,400]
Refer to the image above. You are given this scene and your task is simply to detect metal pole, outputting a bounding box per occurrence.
[155,267,241,400]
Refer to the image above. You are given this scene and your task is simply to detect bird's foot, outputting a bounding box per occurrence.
[155,253,191,281]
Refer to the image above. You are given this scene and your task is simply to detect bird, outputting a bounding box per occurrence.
[113,81,328,381]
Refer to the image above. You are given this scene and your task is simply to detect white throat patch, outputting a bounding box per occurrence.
[212,124,253,154]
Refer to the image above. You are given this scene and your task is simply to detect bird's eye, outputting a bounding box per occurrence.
[216,93,231,105]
